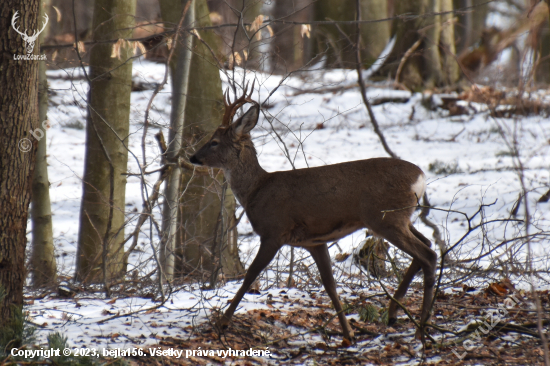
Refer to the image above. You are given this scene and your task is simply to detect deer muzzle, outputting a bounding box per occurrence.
[189,155,202,166]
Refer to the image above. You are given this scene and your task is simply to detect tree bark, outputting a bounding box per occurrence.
[161,0,244,283]
[31,0,57,288]
[314,0,390,69]
[76,0,136,283]
[0,0,39,336]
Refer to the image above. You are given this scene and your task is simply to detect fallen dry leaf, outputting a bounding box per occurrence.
[487,283,508,296]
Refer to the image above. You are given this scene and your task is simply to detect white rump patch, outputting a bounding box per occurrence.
[411,173,426,201]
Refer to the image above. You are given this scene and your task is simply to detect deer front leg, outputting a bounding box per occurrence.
[308,243,355,345]
[218,239,280,328]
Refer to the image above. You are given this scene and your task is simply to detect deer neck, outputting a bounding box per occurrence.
[223,145,266,207]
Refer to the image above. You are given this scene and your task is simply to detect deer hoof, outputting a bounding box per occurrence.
[387,317,397,326]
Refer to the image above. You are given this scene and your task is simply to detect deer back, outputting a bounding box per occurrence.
[190,101,426,246]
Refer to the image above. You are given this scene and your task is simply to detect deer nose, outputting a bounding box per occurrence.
[190,155,202,165]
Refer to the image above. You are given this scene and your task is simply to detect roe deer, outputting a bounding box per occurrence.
[189,84,436,344]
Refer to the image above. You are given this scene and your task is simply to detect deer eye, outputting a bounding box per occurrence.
[211,141,219,147]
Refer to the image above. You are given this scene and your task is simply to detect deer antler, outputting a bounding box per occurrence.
[221,79,256,126]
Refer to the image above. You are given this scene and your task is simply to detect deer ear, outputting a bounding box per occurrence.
[233,104,259,136]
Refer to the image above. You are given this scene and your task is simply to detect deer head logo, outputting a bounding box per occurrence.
[11,11,48,54]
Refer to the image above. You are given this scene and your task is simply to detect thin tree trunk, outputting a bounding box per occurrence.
[76,0,136,283]
[0,0,39,339]
[159,0,194,281]
[31,0,57,288]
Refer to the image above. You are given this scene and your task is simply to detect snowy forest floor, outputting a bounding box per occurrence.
[16,61,550,365]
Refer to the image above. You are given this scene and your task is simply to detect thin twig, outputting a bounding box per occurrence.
[354,0,398,159]
[395,39,422,85]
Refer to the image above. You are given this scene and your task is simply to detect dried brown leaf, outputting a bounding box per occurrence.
[487,283,508,296]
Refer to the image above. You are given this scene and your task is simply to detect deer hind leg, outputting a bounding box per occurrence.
[381,225,436,341]
[409,224,432,248]
[388,224,433,324]
[387,259,421,325]
[308,243,355,345]
[218,239,280,328]
[408,223,436,339]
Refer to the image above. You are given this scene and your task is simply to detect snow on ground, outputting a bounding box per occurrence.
[25,59,550,362]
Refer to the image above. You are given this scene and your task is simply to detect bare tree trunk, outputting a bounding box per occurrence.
[314,0,390,69]
[535,8,550,84]
[380,0,427,88]
[270,0,313,73]
[453,0,489,54]
[379,0,459,89]
[46,0,94,69]
[440,0,460,85]
[76,0,136,284]
[181,0,244,283]
[49,0,93,36]
[161,0,244,283]
[208,0,262,66]
[159,0,194,281]
[424,0,443,87]
[31,0,57,288]
[0,0,39,340]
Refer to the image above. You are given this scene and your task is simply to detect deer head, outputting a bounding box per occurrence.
[190,81,258,170]
[12,11,49,54]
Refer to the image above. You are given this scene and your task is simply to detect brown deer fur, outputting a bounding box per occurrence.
[190,102,437,344]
